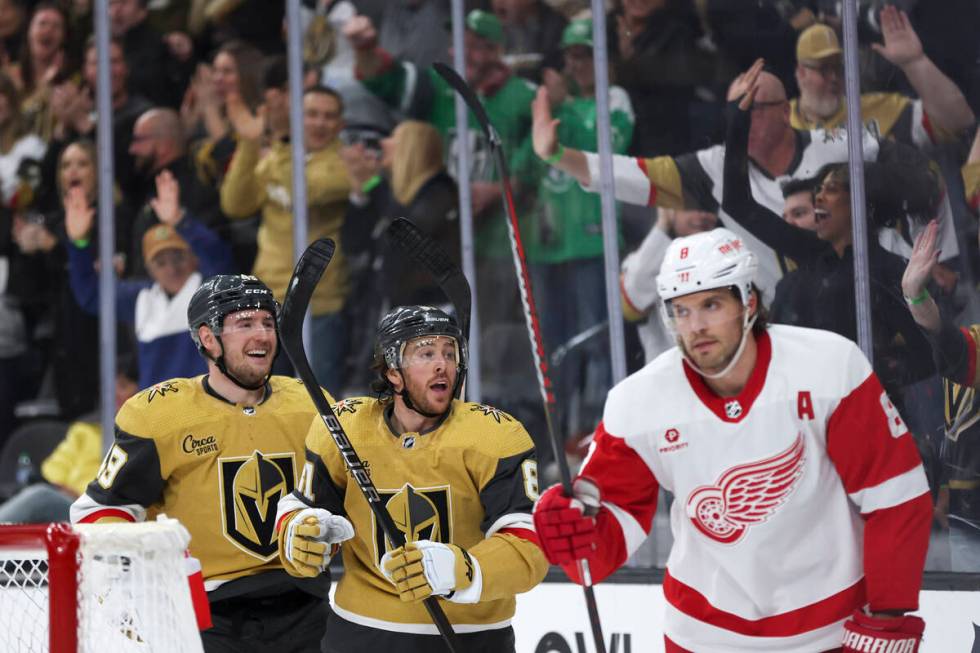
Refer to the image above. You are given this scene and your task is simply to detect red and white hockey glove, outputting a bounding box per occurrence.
[533,477,601,565]
[842,610,924,653]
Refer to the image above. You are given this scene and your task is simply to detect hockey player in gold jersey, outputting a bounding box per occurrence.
[276,305,549,652]
[71,274,336,653]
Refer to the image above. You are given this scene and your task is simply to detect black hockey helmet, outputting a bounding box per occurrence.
[188,274,280,351]
[374,305,467,399]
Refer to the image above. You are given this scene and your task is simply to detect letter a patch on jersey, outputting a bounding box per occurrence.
[218,451,296,560]
[686,434,806,544]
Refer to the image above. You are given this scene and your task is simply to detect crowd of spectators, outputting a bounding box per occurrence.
[0,0,978,572]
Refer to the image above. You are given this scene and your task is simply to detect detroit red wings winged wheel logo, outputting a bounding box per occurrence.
[686,434,806,544]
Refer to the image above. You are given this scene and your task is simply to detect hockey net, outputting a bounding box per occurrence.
[0,519,203,653]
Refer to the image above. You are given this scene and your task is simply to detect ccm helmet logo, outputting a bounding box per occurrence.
[243,289,267,294]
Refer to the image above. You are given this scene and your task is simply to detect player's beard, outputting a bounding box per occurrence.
[678,320,743,376]
[403,371,454,417]
[223,348,273,388]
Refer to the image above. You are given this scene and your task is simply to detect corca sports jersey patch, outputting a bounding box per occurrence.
[218,451,296,560]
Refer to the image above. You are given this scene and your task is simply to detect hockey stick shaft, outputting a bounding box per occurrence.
[279,239,461,652]
[433,62,607,653]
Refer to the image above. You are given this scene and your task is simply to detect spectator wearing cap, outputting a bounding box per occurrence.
[528,18,634,442]
[344,8,537,327]
[66,169,232,389]
[491,0,567,83]
[791,9,974,146]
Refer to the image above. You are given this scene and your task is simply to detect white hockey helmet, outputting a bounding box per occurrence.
[656,227,757,308]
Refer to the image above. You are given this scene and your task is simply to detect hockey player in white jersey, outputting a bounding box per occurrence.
[533,228,932,652]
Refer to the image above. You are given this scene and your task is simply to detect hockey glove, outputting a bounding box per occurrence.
[533,477,601,565]
[381,540,478,603]
[284,508,354,577]
[842,610,924,653]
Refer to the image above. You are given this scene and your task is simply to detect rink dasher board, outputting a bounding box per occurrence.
[512,582,980,653]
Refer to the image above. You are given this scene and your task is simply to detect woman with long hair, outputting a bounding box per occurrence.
[6,2,74,139]
[182,39,264,182]
[12,139,133,420]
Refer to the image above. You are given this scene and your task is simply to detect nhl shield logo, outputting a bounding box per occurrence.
[724,400,742,419]
[218,451,296,560]
[373,484,452,565]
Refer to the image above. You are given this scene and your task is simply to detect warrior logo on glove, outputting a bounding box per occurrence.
[373,483,452,564]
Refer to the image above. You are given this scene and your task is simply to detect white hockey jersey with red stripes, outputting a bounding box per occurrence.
[569,325,932,652]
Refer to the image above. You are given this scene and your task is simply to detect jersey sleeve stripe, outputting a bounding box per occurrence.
[498,526,538,546]
[961,326,978,387]
[485,512,534,538]
[914,100,935,146]
[664,569,863,637]
[603,500,649,556]
[70,492,146,524]
[74,507,139,524]
[826,371,926,495]
[583,152,655,206]
[846,465,929,514]
[635,158,658,205]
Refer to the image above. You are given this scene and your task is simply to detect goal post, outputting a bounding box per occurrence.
[0,519,204,653]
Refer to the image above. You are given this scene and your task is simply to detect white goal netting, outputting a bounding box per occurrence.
[0,519,204,653]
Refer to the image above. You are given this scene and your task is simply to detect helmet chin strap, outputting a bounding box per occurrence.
[681,309,758,381]
[210,335,273,392]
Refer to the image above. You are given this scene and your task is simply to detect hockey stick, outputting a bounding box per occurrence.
[432,62,607,653]
[385,217,471,386]
[279,238,462,653]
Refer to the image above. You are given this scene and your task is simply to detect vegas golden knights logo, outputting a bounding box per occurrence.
[219,451,296,560]
[373,484,452,565]
[945,378,980,442]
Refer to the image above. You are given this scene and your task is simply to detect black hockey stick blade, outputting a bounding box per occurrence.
[386,217,471,338]
[278,239,462,653]
[279,238,335,352]
[433,63,501,150]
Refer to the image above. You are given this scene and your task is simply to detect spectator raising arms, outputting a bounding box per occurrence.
[66,169,233,389]
[721,61,935,417]
[5,2,73,140]
[221,85,351,395]
[902,220,980,572]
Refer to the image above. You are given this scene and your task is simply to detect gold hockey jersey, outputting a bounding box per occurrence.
[277,397,548,634]
[71,375,331,588]
[789,92,943,147]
